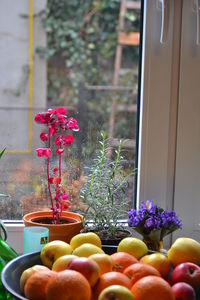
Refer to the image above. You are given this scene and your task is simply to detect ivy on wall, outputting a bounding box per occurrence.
[37,0,140,157]
[37,0,140,104]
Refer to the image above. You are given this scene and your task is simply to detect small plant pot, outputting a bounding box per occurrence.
[23,210,84,243]
[100,229,132,246]
[101,229,132,255]
[142,239,164,252]
[81,227,131,254]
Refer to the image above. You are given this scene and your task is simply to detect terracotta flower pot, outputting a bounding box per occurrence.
[23,211,84,243]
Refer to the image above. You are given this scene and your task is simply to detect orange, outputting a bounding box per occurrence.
[131,275,175,300]
[46,269,91,300]
[93,271,132,299]
[111,252,138,273]
[89,253,114,275]
[24,269,56,300]
[123,262,161,285]
[140,252,172,278]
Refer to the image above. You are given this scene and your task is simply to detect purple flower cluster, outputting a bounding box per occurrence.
[128,200,182,238]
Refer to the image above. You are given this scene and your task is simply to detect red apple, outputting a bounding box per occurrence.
[171,262,200,290]
[67,257,100,287]
[172,282,196,300]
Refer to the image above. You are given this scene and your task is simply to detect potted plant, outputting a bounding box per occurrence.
[23,107,84,242]
[81,131,136,249]
[128,200,182,251]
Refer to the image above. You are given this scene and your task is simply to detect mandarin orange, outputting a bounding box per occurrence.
[93,271,132,299]
[24,269,56,300]
[111,251,138,273]
[46,269,91,300]
[131,275,175,300]
[123,262,161,285]
[20,265,49,292]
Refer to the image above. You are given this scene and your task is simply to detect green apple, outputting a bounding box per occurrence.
[98,285,134,300]
[40,240,73,268]
[20,265,49,292]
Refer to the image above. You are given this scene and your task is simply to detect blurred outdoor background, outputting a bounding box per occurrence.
[0,0,141,219]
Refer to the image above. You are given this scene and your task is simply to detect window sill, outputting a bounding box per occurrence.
[3,221,24,255]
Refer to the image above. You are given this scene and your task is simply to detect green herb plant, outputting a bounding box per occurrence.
[81,131,136,240]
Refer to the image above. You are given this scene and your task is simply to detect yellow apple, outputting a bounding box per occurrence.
[72,243,105,257]
[70,232,102,250]
[20,264,49,292]
[52,254,77,271]
[40,240,73,268]
[168,237,200,266]
[117,237,148,259]
[98,285,134,300]
[89,253,114,275]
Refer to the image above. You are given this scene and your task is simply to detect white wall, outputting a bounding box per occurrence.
[0,0,47,220]
[0,0,47,151]
[173,1,200,242]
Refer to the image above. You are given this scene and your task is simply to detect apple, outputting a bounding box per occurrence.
[171,262,200,291]
[20,265,49,292]
[98,285,134,300]
[167,238,200,267]
[40,240,73,268]
[52,254,77,271]
[172,282,196,300]
[89,253,114,275]
[70,232,102,250]
[67,257,100,287]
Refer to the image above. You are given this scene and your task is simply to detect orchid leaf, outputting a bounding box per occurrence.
[0,148,6,159]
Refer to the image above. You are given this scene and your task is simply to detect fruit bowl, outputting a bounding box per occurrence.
[1,245,118,300]
[1,251,42,300]
[2,248,200,300]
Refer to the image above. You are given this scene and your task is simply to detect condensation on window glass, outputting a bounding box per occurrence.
[0,0,141,220]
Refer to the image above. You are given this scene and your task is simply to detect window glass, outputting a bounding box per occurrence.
[0,0,141,220]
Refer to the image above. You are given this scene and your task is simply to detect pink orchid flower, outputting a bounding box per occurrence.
[35,107,79,224]
[64,135,74,146]
[35,148,51,158]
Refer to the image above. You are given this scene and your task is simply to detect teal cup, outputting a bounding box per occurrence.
[23,226,49,254]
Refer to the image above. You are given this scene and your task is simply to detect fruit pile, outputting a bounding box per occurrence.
[20,233,200,300]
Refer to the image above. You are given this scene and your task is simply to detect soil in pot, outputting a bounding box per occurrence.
[100,229,132,246]
[33,217,78,225]
[100,230,132,255]
[23,211,84,243]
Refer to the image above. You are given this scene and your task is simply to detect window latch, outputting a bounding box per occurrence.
[158,0,170,44]
[195,0,200,45]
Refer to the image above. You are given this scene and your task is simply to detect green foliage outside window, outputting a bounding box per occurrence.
[37,0,140,157]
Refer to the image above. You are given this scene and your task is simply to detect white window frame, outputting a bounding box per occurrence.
[136,0,182,249]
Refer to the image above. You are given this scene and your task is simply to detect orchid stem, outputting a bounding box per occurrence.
[47,128,54,213]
